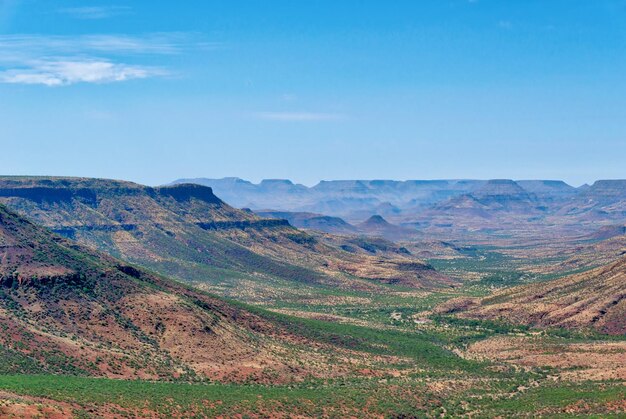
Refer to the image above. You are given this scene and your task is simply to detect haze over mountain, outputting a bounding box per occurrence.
[172,178,487,221]
[174,177,626,240]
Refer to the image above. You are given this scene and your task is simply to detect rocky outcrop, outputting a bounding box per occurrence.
[156,183,223,204]
[196,219,290,231]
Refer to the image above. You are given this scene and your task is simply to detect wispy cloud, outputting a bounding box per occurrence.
[58,6,132,20]
[0,59,164,86]
[0,33,204,56]
[255,112,345,122]
[0,33,212,86]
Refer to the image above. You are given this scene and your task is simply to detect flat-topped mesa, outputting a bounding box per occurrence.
[555,179,626,217]
[368,180,403,188]
[0,176,255,230]
[0,177,150,203]
[516,180,576,194]
[585,179,626,198]
[259,179,294,186]
[427,179,544,217]
[258,179,309,194]
[469,179,536,204]
[0,186,96,204]
[156,183,223,204]
[312,180,372,194]
[474,179,529,195]
[0,178,225,205]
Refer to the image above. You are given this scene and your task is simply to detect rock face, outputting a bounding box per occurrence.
[439,255,626,335]
[0,178,323,286]
[0,204,314,381]
[155,183,223,204]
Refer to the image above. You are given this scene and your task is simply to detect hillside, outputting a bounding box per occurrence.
[356,215,419,240]
[256,210,424,241]
[438,256,626,335]
[255,210,358,235]
[0,177,451,302]
[0,204,351,382]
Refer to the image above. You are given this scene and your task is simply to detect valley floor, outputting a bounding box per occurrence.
[1,310,624,417]
[1,241,625,418]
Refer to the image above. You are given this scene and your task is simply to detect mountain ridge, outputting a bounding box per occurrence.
[0,177,452,302]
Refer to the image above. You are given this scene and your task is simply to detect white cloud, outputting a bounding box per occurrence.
[58,6,132,20]
[0,59,164,86]
[0,33,213,86]
[255,112,345,121]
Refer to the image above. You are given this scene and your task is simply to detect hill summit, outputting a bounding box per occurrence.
[360,214,391,227]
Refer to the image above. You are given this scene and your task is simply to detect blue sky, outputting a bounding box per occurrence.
[0,0,625,186]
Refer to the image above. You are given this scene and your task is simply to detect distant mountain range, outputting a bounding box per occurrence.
[171,178,488,220]
[172,177,626,238]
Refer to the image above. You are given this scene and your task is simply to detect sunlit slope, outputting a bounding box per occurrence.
[439,255,626,335]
